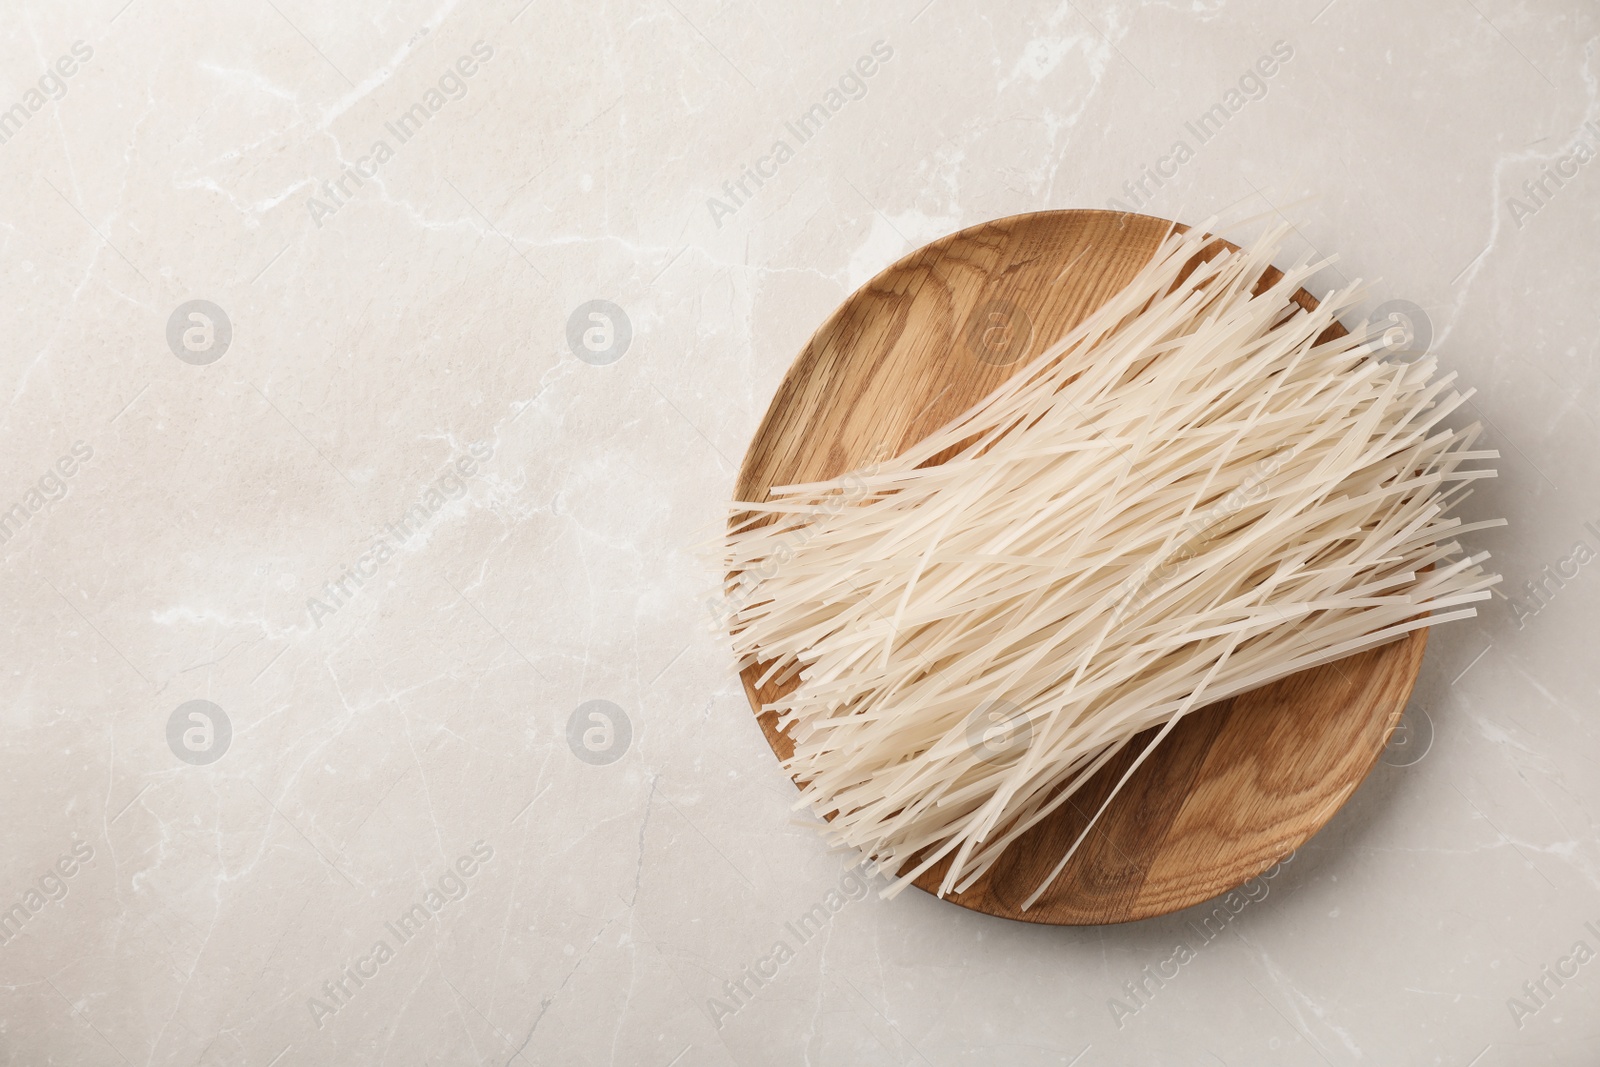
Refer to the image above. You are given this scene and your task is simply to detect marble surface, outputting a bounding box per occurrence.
[1,0,1597,1064]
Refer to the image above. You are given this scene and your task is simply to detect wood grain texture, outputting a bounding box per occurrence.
[733,209,1426,925]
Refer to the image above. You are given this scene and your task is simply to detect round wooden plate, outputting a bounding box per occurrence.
[733,209,1426,925]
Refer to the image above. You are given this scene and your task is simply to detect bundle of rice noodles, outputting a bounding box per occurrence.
[723,218,1502,907]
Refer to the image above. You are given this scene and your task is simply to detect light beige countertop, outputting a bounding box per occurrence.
[0,1,1595,1064]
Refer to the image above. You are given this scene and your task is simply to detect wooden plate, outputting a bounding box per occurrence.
[733,209,1425,925]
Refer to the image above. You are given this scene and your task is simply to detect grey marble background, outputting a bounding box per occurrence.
[0,0,1595,1064]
